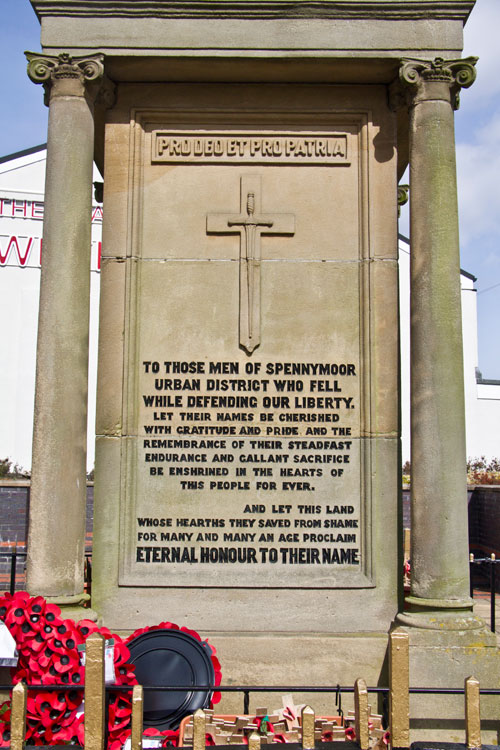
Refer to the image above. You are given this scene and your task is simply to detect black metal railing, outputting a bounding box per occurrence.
[2,682,500,718]
[469,554,498,632]
[0,548,92,596]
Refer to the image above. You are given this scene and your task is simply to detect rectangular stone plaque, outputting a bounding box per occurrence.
[152,130,350,164]
[95,80,399,646]
[117,107,377,589]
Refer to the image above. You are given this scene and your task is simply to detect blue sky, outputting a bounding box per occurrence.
[1,0,499,378]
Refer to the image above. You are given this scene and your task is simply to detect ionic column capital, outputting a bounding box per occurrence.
[400,55,478,88]
[25,51,115,107]
[397,184,409,216]
[396,56,478,109]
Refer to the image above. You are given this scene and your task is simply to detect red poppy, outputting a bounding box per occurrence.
[51,619,80,652]
[0,593,14,620]
[180,626,201,641]
[25,613,44,633]
[38,619,58,641]
[109,738,127,750]
[11,666,29,684]
[27,660,45,681]
[25,595,45,616]
[63,688,83,711]
[53,650,78,674]
[11,591,30,606]
[15,619,37,643]
[25,716,44,737]
[25,599,46,632]
[54,619,72,636]
[282,706,297,724]
[76,619,101,639]
[24,725,43,746]
[108,713,131,736]
[161,729,181,747]
[27,695,45,721]
[5,605,26,629]
[45,722,75,743]
[39,670,60,686]
[58,704,79,728]
[345,727,356,741]
[29,630,49,653]
[57,663,85,687]
[211,653,222,704]
[39,703,65,730]
[0,721,11,747]
[4,592,29,632]
[110,692,131,712]
[115,662,136,685]
[69,713,84,745]
[47,633,69,655]
[108,694,132,733]
[61,625,83,652]
[127,626,148,640]
[113,639,131,667]
[43,602,61,622]
[36,645,55,669]
[36,691,67,716]
[253,716,275,734]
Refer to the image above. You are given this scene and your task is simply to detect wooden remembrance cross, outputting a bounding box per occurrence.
[207,175,295,353]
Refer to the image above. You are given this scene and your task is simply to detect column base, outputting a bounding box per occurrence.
[396,595,485,631]
[45,592,98,623]
[391,624,500,744]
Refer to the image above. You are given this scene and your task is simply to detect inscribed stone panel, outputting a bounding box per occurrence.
[118,110,373,588]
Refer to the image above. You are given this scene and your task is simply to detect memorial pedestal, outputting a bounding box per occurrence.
[396,626,500,745]
[26,1,500,738]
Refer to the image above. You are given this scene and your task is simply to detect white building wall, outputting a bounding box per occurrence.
[398,235,500,463]
[461,272,481,459]
[474,384,500,459]
[398,238,411,464]
[0,147,101,472]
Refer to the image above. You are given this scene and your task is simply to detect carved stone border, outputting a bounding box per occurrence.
[116,107,376,590]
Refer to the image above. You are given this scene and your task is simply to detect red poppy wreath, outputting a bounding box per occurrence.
[0,591,221,748]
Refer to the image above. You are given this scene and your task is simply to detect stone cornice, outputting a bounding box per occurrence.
[30,0,476,21]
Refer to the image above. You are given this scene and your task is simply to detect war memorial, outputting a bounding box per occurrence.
[21,0,500,741]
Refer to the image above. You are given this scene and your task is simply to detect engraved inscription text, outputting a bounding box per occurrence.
[152,131,349,164]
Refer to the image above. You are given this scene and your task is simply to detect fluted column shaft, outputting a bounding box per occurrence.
[25,53,111,606]
[398,57,478,624]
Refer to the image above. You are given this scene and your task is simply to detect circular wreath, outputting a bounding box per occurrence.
[125,623,222,706]
[0,591,221,748]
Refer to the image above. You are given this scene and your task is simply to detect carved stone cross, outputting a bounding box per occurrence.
[207,175,295,353]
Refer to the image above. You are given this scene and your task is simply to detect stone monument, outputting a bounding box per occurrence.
[25,0,500,738]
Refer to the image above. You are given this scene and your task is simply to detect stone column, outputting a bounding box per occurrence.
[25,52,113,616]
[395,56,480,629]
